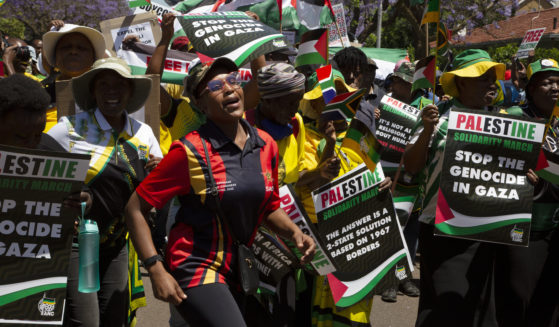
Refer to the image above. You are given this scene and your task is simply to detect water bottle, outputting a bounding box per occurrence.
[78,218,100,293]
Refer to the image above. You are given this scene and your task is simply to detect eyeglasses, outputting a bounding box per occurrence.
[200,72,241,96]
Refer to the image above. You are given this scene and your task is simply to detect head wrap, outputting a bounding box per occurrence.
[257,63,306,99]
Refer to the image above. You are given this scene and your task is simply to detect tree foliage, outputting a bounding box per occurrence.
[339,0,518,59]
[1,0,130,40]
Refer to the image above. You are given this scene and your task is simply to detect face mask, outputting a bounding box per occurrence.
[260,118,293,140]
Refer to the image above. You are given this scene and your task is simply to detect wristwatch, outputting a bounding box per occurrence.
[143,254,164,268]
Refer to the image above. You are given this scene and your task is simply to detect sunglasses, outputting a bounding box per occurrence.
[200,71,241,96]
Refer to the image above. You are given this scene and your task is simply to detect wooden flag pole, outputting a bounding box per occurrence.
[433,21,439,105]
[333,17,345,47]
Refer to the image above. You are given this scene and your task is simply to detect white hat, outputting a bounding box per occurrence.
[43,24,106,66]
[72,58,152,114]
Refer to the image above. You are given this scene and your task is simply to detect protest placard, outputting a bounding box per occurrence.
[0,145,90,325]
[324,3,349,47]
[99,12,161,52]
[517,27,546,59]
[251,227,298,287]
[130,0,186,40]
[278,185,337,276]
[312,164,412,308]
[177,11,288,67]
[435,108,546,246]
[376,95,420,170]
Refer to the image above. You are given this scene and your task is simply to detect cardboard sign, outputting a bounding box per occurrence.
[279,185,337,276]
[517,27,546,59]
[177,11,288,67]
[55,74,161,140]
[0,145,90,325]
[435,109,546,246]
[100,12,161,53]
[376,95,420,170]
[324,4,349,47]
[132,0,186,39]
[312,164,412,308]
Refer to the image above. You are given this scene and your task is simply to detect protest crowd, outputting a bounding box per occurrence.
[1,0,559,326]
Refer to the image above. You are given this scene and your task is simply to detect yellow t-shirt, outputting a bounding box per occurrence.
[276,113,307,185]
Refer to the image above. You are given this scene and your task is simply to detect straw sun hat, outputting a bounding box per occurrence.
[43,24,106,66]
[72,57,152,114]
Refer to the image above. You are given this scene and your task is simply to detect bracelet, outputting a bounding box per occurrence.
[143,254,164,268]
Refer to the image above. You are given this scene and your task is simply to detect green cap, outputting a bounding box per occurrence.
[392,61,415,83]
[185,57,238,100]
[527,58,559,81]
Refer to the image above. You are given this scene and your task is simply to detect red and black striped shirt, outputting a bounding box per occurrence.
[136,119,280,289]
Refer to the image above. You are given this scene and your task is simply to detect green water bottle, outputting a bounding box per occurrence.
[78,215,100,293]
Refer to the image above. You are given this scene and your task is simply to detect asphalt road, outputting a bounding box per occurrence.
[135,265,420,327]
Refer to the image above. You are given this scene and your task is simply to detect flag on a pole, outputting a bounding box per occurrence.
[129,0,151,7]
[321,88,366,122]
[324,0,336,18]
[411,55,436,94]
[342,102,382,173]
[421,0,440,25]
[316,64,336,104]
[437,22,451,56]
[294,28,328,67]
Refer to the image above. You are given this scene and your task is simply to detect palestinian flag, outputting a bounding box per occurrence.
[316,64,336,103]
[437,22,451,56]
[294,28,328,67]
[321,88,366,122]
[421,0,439,25]
[342,106,382,173]
[129,0,151,7]
[411,55,436,94]
[324,0,336,18]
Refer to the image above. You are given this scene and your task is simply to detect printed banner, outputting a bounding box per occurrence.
[324,3,349,47]
[118,42,253,85]
[0,145,90,325]
[517,27,546,59]
[312,164,412,308]
[177,11,288,67]
[376,95,420,167]
[279,185,337,276]
[252,227,298,286]
[435,108,546,246]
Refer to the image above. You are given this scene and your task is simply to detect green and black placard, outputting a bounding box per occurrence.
[312,164,412,308]
[177,11,288,67]
[0,145,90,325]
[435,108,546,246]
[375,95,420,169]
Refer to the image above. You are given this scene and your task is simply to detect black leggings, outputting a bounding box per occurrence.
[175,283,246,327]
[175,283,274,327]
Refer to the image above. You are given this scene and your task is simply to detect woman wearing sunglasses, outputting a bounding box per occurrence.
[125,57,316,327]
